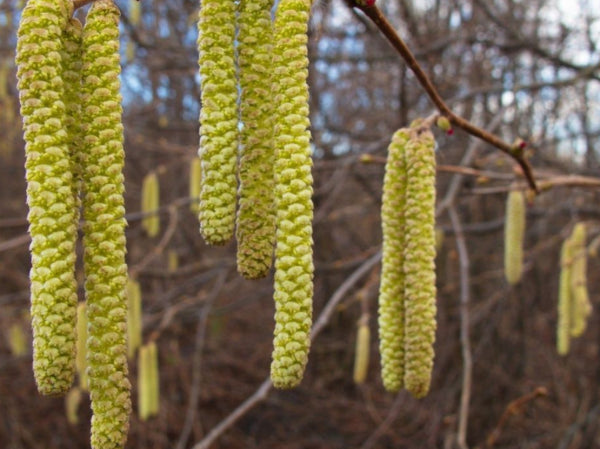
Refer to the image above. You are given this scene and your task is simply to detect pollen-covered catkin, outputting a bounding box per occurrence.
[236,0,277,279]
[378,128,409,392]
[197,0,239,245]
[504,190,525,285]
[16,0,78,396]
[569,223,591,337]
[270,0,314,389]
[402,127,437,399]
[141,172,160,237]
[76,302,88,390]
[557,237,573,355]
[81,1,131,447]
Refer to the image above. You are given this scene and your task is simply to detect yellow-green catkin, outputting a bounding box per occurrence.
[8,322,28,357]
[129,0,141,26]
[378,128,410,392]
[270,0,314,389]
[16,0,78,396]
[557,237,573,355]
[353,318,370,384]
[137,342,159,420]
[189,156,202,214]
[403,127,437,398]
[65,386,83,425]
[569,223,591,337]
[236,0,277,279]
[197,0,239,245]
[141,172,160,237]
[504,190,525,285]
[76,302,88,390]
[127,278,142,359]
[81,2,131,447]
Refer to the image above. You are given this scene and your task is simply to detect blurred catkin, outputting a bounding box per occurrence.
[353,320,370,384]
[127,278,142,359]
[141,172,160,237]
[270,0,314,389]
[197,0,239,245]
[16,0,78,396]
[402,127,437,399]
[81,1,131,447]
[236,0,277,279]
[137,341,159,420]
[189,156,202,214]
[557,236,573,355]
[569,223,591,337]
[378,128,410,392]
[504,190,525,285]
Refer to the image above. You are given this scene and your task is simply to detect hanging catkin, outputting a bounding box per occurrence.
[556,236,573,355]
[76,302,88,390]
[378,128,409,392]
[141,172,160,237]
[189,156,202,214]
[236,0,277,279]
[80,1,131,447]
[270,0,315,389]
[402,126,437,398]
[569,223,591,337]
[504,190,525,285]
[353,319,370,384]
[197,0,239,245]
[16,0,78,396]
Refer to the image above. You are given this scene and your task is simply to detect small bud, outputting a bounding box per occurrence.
[435,116,452,134]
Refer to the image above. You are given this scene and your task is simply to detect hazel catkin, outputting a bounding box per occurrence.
[270,0,314,389]
[197,0,239,245]
[504,190,525,285]
[80,1,131,447]
[16,0,78,396]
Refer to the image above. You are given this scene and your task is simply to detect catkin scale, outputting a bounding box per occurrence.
[141,172,160,237]
[236,0,277,279]
[378,128,409,392]
[197,0,239,245]
[270,0,314,389]
[80,1,131,447]
[16,0,78,396]
[402,128,437,398]
[504,190,525,285]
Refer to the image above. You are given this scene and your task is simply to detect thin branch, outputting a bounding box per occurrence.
[347,1,538,193]
[358,393,405,449]
[449,206,472,449]
[191,251,382,449]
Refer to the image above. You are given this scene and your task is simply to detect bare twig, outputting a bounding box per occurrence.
[347,1,538,193]
[359,392,405,449]
[449,206,472,449]
[176,269,228,449]
[191,251,382,449]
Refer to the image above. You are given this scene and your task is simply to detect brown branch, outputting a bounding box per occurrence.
[347,1,538,193]
[73,0,97,9]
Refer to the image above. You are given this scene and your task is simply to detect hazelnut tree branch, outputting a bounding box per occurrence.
[347,1,539,193]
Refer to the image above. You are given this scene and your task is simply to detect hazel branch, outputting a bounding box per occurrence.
[347,1,539,193]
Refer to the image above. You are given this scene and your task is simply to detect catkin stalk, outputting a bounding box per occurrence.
[270,0,314,389]
[197,0,239,245]
[81,2,131,447]
[402,127,437,399]
[378,128,409,392]
[504,190,525,285]
[16,0,78,396]
[236,0,277,279]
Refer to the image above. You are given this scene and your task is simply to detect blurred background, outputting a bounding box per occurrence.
[1,0,600,447]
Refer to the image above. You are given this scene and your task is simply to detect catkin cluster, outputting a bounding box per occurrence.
[198,0,314,388]
[378,124,437,398]
[16,0,131,447]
